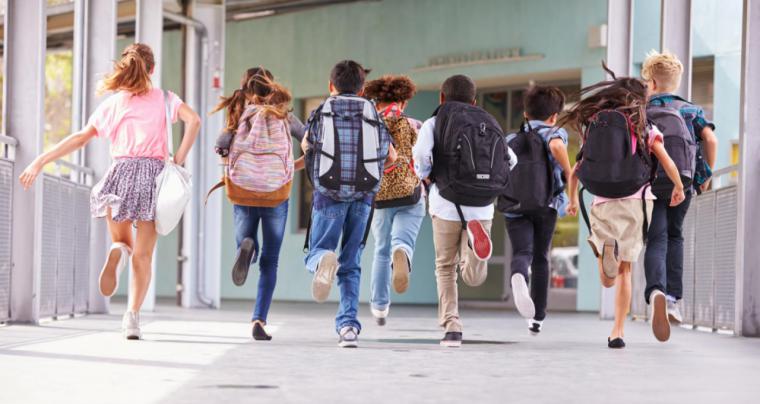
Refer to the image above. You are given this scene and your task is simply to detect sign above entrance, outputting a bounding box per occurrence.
[412,48,544,72]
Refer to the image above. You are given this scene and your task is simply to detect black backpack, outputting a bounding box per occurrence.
[576,109,654,242]
[576,110,652,198]
[431,101,511,220]
[497,122,556,214]
[647,96,697,197]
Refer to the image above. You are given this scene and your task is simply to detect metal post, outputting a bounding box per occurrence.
[736,0,760,337]
[83,0,118,315]
[135,0,164,311]
[7,0,47,323]
[600,0,633,320]
[661,0,693,100]
[180,0,224,308]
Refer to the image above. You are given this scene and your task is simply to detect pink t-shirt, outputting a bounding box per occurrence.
[87,88,184,159]
[592,125,664,205]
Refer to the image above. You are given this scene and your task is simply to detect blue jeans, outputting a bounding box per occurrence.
[233,201,289,323]
[370,198,426,311]
[304,197,371,334]
[644,192,692,303]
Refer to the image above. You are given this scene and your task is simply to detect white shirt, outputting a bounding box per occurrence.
[412,116,517,222]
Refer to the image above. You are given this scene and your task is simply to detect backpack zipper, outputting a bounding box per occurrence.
[461,134,476,171]
[490,135,503,169]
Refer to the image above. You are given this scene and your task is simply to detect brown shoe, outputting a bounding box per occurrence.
[391,248,410,293]
[650,290,671,342]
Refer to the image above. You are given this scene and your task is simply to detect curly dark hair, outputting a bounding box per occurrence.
[363,75,417,103]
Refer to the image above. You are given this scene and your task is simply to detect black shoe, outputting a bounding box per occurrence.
[252,320,272,341]
[607,337,625,349]
[232,237,255,286]
[528,319,543,335]
[440,332,463,347]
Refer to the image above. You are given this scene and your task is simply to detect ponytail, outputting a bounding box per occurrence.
[211,89,248,133]
[99,43,154,96]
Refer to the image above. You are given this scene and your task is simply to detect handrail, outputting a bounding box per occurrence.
[711,164,738,178]
[0,134,18,146]
[55,159,95,176]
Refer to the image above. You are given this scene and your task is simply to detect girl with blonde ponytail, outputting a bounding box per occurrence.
[19,43,202,340]
[211,67,304,341]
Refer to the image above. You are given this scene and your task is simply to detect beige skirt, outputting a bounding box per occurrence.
[588,198,653,262]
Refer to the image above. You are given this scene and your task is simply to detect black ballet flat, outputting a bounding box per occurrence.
[252,321,272,341]
[608,337,626,349]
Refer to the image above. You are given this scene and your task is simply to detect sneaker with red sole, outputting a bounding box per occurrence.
[466,220,492,261]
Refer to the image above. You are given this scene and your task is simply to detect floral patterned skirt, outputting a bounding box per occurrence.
[90,157,165,222]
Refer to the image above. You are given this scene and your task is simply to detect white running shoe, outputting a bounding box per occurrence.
[99,243,130,297]
[338,326,359,348]
[528,319,543,335]
[511,273,535,319]
[667,297,683,324]
[649,290,671,342]
[311,252,338,303]
[122,311,141,340]
[371,307,389,326]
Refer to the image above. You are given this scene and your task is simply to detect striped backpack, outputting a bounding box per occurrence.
[207,105,294,207]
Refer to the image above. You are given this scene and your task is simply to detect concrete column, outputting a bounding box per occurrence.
[135,0,164,311]
[599,0,633,320]
[661,0,693,99]
[83,0,118,315]
[181,0,224,308]
[7,0,47,323]
[736,0,760,337]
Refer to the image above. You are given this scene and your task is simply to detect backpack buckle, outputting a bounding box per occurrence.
[479,122,487,135]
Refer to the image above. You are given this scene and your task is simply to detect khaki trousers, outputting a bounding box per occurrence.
[431,216,492,333]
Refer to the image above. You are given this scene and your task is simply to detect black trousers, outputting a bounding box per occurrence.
[505,209,558,321]
[644,192,693,303]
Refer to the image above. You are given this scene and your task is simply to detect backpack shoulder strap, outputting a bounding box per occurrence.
[204,179,226,206]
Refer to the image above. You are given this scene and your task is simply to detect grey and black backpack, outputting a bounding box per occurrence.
[647,96,697,197]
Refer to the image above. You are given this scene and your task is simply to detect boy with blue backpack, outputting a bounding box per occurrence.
[641,51,718,334]
[499,86,575,335]
[413,75,516,347]
[301,60,394,348]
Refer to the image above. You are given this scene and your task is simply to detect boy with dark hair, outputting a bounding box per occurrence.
[413,74,516,347]
[301,60,393,348]
[642,51,718,338]
[498,86,574,335]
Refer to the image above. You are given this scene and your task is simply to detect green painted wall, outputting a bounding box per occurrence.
[220,0,608,306]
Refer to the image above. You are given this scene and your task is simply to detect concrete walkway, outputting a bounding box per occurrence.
[1,300,759,404]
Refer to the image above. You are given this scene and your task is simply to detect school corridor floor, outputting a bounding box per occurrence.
[1,300,758,404]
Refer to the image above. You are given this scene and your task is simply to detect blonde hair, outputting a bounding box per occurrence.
[99,43,154,95]
[641,50,683,93]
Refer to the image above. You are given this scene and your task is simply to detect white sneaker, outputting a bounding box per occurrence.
[511,273,535,319]
[667,297,683,324]
[649,290,670,342]
[338,326,359,348]
[528,319,543,335]
[99,243,130,297]
[371,307,389,326]
[311,252,338,303]
[122,311,141,340]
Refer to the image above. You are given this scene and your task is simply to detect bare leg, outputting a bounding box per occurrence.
[610,261,632,339]
[106,208,134,251]
[597,258,615,288]
[127,221,159,312]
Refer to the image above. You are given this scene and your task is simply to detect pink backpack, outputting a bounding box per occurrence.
[207,106,294,207]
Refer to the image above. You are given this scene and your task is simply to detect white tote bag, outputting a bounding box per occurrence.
[154,90,192,236]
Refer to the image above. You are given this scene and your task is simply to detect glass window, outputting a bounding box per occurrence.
[297,97,325,229]
[692,57,714,121]
[44,49,73,153]
[0,0,5,134]
[482,91,508,132]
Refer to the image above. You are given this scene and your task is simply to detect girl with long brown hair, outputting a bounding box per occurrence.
[563,66,685,348]
[210,67,304,341]
[19,43,201,340]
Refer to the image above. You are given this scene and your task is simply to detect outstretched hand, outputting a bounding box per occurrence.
[19,160,43,190]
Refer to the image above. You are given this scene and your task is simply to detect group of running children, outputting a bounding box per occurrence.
[19,43,717,349]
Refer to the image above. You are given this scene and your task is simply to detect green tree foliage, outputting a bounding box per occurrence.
[44,50,73,153]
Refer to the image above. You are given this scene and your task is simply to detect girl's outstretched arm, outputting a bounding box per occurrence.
[172,104,201,165]
[651,141,686,206]
[565,163,579,216]
[19,124,98,190]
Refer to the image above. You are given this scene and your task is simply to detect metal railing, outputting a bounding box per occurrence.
[631,166,739,333]
[38,160,93,318]
[0,134,16,322]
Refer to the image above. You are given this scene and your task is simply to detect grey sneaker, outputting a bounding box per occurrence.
[667,298,683,324]
[312,252,338,303]
[440,331,463,348]
[649,290,670,342]
[338,326,359,348]
[528,319,543,335]
[371,307,389,326]
[122,311,141,340]
[511,273,535,319]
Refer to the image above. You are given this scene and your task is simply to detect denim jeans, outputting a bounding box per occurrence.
[233,200,289,323]
[644,192,692,303]
[505,209,558,321]
[370,198,426,311]
[304,197,371,333]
